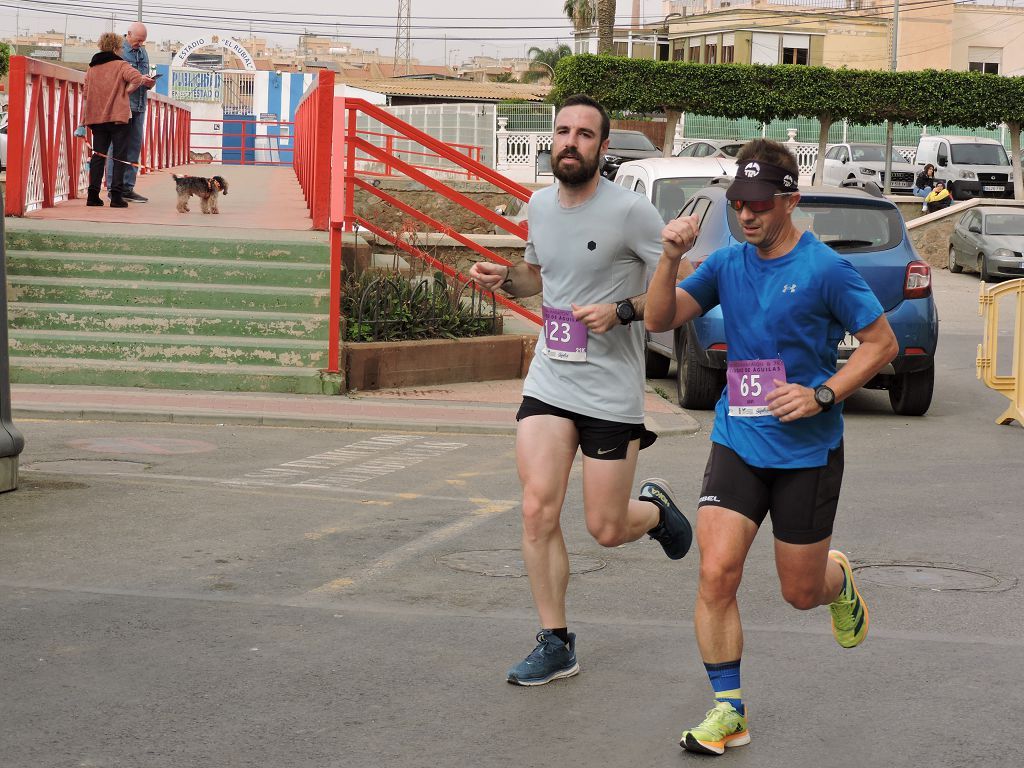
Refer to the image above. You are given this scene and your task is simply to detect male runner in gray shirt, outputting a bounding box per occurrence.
[469,94,695,686]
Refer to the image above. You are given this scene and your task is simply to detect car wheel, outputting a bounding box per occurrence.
[979,254,995,283]
[888,364,934,417]
[948,246,962,273]
[644,344,671,379]
[675,324,724,410]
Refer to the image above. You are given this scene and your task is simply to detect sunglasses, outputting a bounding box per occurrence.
[729,193,795,214]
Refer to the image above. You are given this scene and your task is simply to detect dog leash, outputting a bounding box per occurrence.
[81,142,152,171]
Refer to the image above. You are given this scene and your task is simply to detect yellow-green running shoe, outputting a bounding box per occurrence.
[679,701,750,756]
[829,549,869,649]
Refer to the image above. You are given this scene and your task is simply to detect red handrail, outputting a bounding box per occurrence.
[5,55,191,216]
[293,70,334,231]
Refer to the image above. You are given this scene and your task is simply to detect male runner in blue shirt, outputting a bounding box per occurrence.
[645,138,898,756]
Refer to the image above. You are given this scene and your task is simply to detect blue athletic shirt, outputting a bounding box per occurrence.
[679,230,883,469]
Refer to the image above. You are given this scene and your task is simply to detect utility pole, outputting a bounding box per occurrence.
[393,0,412,76]
[138,1,143,22]
[883,0,900,196]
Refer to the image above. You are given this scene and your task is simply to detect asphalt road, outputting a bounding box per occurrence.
[1,269,1023,768]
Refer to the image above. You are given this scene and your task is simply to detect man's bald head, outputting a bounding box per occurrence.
[126,22,147,49]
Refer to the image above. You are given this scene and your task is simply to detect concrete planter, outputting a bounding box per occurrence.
[343,334,536,392]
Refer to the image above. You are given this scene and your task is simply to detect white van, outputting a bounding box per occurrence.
[915,135,1013,200]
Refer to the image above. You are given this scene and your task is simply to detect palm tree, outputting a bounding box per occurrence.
[563,0,595,31]
[522,44,572,83]
[563,0,614,56]
[596,0,616,55]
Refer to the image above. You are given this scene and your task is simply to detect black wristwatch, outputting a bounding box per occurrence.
[814,384,836,412]
[615,298,636,325]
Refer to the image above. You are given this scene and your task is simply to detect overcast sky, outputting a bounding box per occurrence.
[0,1,667,66]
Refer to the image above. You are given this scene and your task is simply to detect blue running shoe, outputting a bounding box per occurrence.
[640,477,692,560]
[506,630,579,686]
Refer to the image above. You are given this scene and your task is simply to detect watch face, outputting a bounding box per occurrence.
[816,386,835,405]
[617,301,634,322]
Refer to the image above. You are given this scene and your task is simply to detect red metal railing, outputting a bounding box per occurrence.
[320,95,539,374]
[5,55,190,216]
[293,70,334,231]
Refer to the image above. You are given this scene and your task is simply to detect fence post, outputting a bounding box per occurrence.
[496,117,509,171]
[5,56,27,216]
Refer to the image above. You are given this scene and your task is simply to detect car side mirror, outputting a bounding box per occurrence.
[937,157,948,167]
[840,157,848,164]
[968,223,982,234]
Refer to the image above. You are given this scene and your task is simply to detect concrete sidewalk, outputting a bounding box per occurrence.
[10,380,700,436]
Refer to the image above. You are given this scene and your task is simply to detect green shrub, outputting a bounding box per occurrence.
[342,269,498,342]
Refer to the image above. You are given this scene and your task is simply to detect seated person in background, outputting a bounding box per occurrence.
[914,163,937,211]
[925,180,953,213]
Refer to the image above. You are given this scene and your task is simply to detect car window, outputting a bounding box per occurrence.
[967,211,981,230]
[950,142,1009,166]
[937,143,949,166]
[609,131,657,152]
[824,147,839,160]
[617,174,635,189]
[958,211,975,229]
[691,197,713,228]
[984,213,1024,235]
[728,199,903,253]
[678,144,697,157]
[720,144,742,158]
[651,177,717,223]
[837,147,850,163]
[634,179,647,196]
[697,143,712,157]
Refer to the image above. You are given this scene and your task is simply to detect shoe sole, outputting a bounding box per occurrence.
[506,662,579,686]
[829,550,869,648]
[681,730,750,755]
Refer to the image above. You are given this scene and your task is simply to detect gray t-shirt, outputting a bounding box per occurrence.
[522,178,665,423]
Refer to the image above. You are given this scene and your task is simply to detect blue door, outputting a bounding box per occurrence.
[222,113,256,164]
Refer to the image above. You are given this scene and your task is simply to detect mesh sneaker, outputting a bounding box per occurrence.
[640,478,692,560]
[506,630,579,686]
[680,701,750,755]
[829,550,869,648]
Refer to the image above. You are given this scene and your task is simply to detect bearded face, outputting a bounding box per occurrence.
[551,142,602,186]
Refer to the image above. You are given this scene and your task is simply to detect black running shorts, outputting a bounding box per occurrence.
[698,441,844,545]
[516,396,657,460]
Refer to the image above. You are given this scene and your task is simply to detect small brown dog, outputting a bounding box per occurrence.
[173,173,228,214]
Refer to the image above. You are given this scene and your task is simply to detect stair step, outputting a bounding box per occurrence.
[9,330,328,367]
[8,276,330,313]
[7,251,328,287]
[5,231,329,263]
[9,357,342,395]
[7,302,332,339]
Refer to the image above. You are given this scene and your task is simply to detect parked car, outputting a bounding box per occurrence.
[811,143,917,194]
[612,156,738,377]
[915,135,1013,199]
[675,139,744,159]
[600,129,661,180]
[948,206,1024,282]
[655,179,938,416]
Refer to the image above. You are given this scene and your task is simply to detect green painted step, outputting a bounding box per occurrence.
[9,357,343,395]
[7,302,332,340]
[9,276,331,313]
[5,231,329,264]
[9,330,328,367]
[7,251,329,287]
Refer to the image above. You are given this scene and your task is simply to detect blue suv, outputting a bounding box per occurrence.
[645,180,939,416]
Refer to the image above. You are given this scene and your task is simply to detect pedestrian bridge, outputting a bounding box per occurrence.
[3,56,537,395]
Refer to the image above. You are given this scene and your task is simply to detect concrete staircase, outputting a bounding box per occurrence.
[5,227,342,394]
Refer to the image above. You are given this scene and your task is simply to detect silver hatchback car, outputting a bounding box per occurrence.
[948,206,1024,282]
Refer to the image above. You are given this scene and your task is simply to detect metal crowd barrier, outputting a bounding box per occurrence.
[977,278,1024,427]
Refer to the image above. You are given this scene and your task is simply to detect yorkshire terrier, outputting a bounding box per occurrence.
[172,173,228,214]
